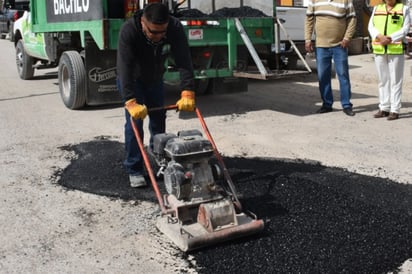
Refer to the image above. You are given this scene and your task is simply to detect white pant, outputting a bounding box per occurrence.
[374,54,404,113]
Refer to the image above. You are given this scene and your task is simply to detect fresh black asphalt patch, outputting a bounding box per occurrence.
[56,137,412,273]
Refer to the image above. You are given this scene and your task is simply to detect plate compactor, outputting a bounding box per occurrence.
[131,106,264,252]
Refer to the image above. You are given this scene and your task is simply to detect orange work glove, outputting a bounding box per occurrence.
[125,99,148,120]
[176,90,195,111]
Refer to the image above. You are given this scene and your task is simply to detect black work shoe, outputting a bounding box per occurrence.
[343,108,355,116]
[373,110,389,118]
[316,106,333,114]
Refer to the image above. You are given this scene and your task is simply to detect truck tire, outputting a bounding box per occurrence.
[195,79,211,95]
[16,40,34,80]
[59,51,87,110]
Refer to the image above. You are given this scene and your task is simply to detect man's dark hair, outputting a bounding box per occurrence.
[143,3,170,24]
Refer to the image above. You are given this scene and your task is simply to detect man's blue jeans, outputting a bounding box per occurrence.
[316,46,352,109]
[120,80,166,176]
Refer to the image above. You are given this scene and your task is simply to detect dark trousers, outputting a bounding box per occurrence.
[120,80,166,175]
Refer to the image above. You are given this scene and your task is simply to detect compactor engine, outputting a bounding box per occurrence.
[152,129,222,201]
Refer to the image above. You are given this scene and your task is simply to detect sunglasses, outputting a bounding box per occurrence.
[147,27,167,35]
[143,20,167,35]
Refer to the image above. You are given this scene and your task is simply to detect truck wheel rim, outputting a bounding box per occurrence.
[16,48,23,74]
[61,65,71,98]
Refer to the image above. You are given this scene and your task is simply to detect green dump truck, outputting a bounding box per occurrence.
[13,0,308,109]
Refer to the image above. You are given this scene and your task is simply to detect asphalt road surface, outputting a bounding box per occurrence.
[0,38,411,273]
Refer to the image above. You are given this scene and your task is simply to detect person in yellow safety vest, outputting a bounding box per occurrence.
[368,0,410,120]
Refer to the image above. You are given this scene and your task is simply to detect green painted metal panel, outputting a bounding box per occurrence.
[27,0,275,81]
[30,1,274,50]
[164,68,234,82]
[227,19,237,71]
[30,0,121,49]
[185,18,274,47]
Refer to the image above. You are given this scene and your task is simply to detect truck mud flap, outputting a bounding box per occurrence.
[85,42,122,106]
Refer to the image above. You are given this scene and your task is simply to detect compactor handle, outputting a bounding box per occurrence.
[148,104,178,112]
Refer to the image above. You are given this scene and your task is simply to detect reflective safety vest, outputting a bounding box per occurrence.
[372,3,404,54]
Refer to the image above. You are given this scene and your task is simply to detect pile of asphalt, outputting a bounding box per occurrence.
[57,138,412,273]
[209,6,268,18]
